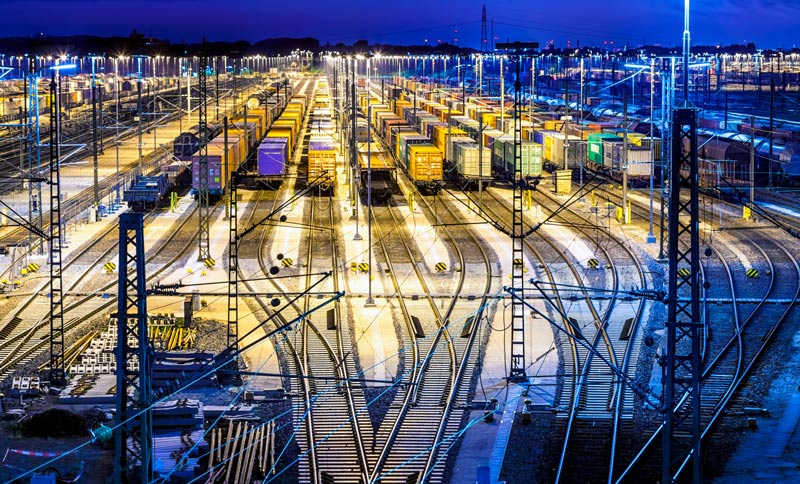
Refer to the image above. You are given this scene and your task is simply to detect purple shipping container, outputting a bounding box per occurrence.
[257,139,288,176]
[191,157,224,194]
[308,136,335,151]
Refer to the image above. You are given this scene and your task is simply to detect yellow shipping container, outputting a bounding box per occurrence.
[544,120,565,132]
[308,150,337,185]
[225,129,249,161]
[544,134,555,162]
[627,133,647,146]
[395,100,412,117]
[267,127,294,155]
[432,125,467,153]
[408,144,443,182]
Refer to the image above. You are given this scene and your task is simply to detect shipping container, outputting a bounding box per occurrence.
[408,144,443,184]
[587,133,622,166]
[257,138,289,177]
[501,141,543,179]
[453,142,492,181]
[267,127,295,156]
[550,134,585,170]
[610,145,653,176]
[397,133,429,167]
[308,142,337,186]
[191,155,228,195]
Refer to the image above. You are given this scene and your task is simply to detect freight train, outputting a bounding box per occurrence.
[385,73,800,192]
[187,80,295,193]
[301,81,336,192]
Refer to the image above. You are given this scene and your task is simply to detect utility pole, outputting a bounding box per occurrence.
[622,84,629,224]
[91,55,100,209]
[647,58,657,244]
[366,55,374,306]
[352,57,361,241]
[500,56,505,131]
[134,55,146,174]
[750,116,755,204]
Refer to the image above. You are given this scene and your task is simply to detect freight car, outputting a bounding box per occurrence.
[172,124,224,161]
[307,135,337,193]
[256,137,289,189]
[407,144,443,193]
[123,162,190,211]
[491,137,543,182]
[358,142,395,204]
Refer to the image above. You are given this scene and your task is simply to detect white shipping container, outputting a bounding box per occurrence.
[455,142,492,179]
[551,133,582,169]
[610,144,652,173]
[447,135,475,162]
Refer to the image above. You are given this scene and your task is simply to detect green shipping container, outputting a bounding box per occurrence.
[587,133,622,166]
[503,141,543,178]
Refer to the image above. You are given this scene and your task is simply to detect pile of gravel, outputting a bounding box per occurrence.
[20,409,88,438]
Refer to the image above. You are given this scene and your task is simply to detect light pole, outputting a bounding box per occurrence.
[647,58,657,243]
[113,56,122,207]
[90,55,102,210]
[365,53,374,307]
[133,55,149,174]
[352,55,362,241]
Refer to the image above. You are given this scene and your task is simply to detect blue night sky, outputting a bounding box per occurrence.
[6,0,799,49]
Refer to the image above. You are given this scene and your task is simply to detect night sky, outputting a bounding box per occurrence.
[6,0,799,49]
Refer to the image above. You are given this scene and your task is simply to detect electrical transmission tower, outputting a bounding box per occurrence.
[226,169,241,383]
[197,52,211,262]
[481,5,488,52]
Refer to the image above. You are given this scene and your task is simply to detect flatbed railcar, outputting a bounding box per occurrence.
[123,161,190,211]
[357,142,396,204]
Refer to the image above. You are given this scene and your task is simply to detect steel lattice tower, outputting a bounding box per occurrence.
[197,53,211,261]
[114,212,153,484]
[48,69,65,385]
[27,57,44,254]
[481,5,488,52]
[497,42,538,381]
[227,169,240,369]
[662,3,703,481]
[662,110,702,483]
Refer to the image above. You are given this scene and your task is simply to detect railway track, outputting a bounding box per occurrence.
[0,201,202,379]
[365,172,493,483]
[459,183,650,483]
[591,175,800,481]
[0,78,260,265]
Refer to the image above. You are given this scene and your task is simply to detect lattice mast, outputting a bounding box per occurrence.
[497,42,539,381]
[198,52,211,261]
[663,2,702,482]
[48,69,65,385]
[114,213,153,484]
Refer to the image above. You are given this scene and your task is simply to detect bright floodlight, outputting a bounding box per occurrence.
[50,63,77,70]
